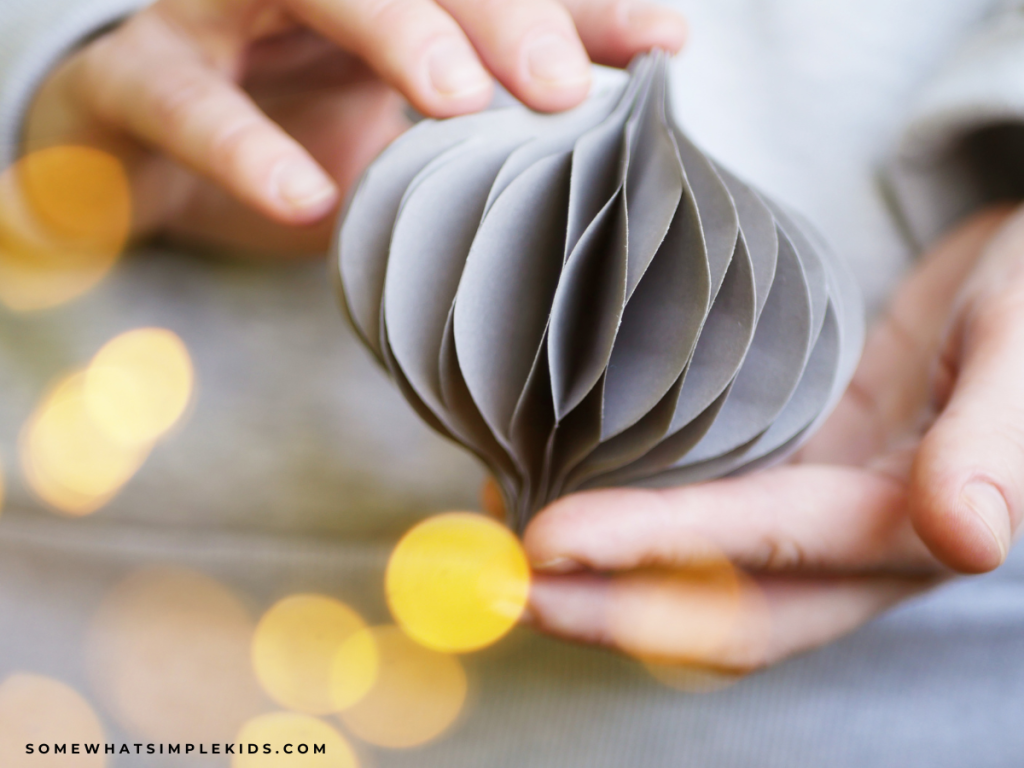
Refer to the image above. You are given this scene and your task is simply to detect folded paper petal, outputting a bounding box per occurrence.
[334,51,864,531]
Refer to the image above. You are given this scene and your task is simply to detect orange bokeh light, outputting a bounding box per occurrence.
[0,673,106,767]
[603,535,769,688]
[86,567,264,742]
[251,594,378,716]
[0,146,131,312]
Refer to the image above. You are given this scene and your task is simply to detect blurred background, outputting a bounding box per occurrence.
[3,1,1024,766]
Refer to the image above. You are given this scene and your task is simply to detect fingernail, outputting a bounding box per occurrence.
[960,481,1011,563]
[428,39,491,97]
[275,159,336,212]
[532,556,582,574]
[526,34,591,87]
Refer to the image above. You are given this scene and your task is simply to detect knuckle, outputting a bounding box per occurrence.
[749,534,808,571]
[466,0,577,37]
[77,36,130,118]
[208,118,254,165]
[81,13,167,121]
[207,119,273,179]
[524,0,578,33]
[364,0,437,35]
[363,0,413,23]
[361,0,461,69]
[147,73,212,132]
[605,0,635,26]
[993,414,1024,463]
[476,0,535,17]
[966,285,1024,343]
[843,375,888,444]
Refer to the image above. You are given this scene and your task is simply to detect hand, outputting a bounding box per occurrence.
[22,0,685,255]
[521,203,1024,671]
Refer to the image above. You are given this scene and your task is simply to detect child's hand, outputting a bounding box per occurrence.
[24,0,685,254]
[522,204,1024,670]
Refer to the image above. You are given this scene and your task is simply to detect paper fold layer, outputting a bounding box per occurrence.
[334,51,864,531]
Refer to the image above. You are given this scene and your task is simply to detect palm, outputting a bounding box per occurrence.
[523,205,1019,669]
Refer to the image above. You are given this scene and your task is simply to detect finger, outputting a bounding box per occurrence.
[911,206,1024,573]
[81,12,338,224]
[523,465,938,575]
[528,571,928,670]
[290,0,493,117]
[164,79,408,254]
[437,0,591,112]
[799,205,1015,465]
[561,0,687,68]
[753,576,928,666]
[438,0,686,113]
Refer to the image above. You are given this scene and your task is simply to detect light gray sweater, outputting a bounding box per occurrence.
[2,1,1024,766]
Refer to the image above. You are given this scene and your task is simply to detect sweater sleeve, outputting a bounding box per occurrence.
[0,0,151,170]
[886,5,1024,249]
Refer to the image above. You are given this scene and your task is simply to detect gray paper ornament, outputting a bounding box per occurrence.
[334,51,864,531]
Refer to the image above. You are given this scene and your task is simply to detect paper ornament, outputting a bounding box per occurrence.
[334,51,863,531]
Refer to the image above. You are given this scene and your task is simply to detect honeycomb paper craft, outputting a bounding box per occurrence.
[333,51,864,531]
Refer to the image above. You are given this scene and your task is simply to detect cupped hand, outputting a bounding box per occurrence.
[522,203,1024,670]
[22,0,686,254]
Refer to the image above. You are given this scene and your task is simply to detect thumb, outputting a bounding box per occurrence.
[911,207,1024,572]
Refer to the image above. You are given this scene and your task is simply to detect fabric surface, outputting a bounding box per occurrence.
[887,5,1024,247]
[0,0,150,169]
[2,0,1024,765]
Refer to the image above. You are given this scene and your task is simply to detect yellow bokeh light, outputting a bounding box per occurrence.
[252,594,378,715]
[331,629,379,711]
[86,567,264,742]
[338,625,467,749]
[84,328,194,445]
[20,327,193,516]
[20,372,149,515]
[0,673,106,767]
[386,512,530,653]
[0,145,131,312]
[234,713,358,768]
